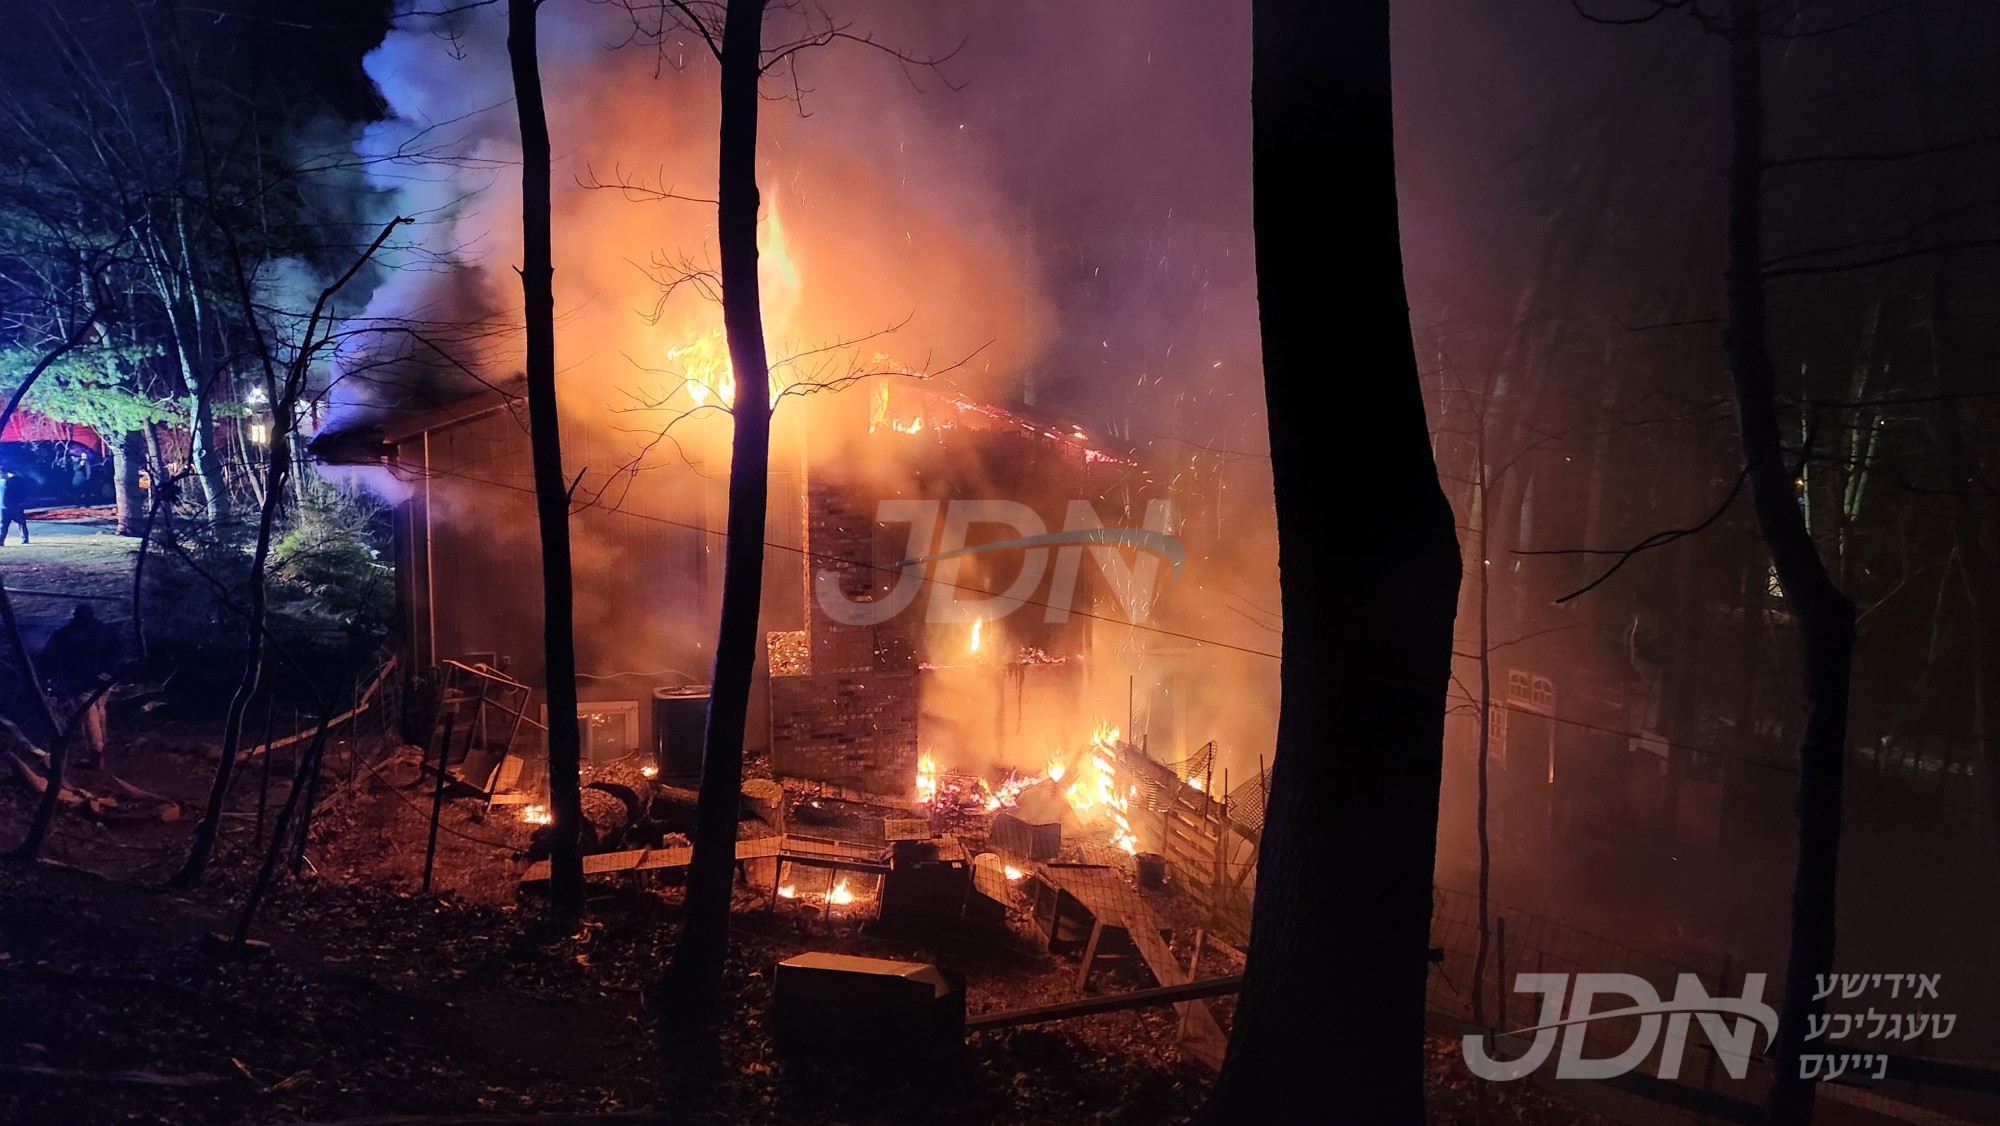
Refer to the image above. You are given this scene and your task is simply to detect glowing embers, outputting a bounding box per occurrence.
[773,863,880,916]
[914,752,1048,816]
[518,803,552,826]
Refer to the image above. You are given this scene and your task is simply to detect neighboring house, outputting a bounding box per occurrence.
[310,379,1153,801]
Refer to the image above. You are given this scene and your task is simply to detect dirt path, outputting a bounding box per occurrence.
[0,514,138,648]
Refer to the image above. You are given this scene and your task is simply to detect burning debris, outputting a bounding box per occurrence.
[1062,724,1141,856]
[914,722,1143,857]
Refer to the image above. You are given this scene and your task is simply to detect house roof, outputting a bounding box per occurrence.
[305,376,526,465]
[307,375,1138,468]
[875,382,1139,467]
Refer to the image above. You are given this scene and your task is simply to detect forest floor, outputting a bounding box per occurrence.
[0,523,1618,1126]
[0,745,1621,1126]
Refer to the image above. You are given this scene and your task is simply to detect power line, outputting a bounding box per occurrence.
[1450,688,1992,824]
[411,461,1285,661]
[406,461,1988,824]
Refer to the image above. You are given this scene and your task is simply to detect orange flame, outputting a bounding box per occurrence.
[828,878,856,906]
[916,749,940,805]
[1061,724,1139,855]
[519,803,552,826]
[666,201,803,412]
[969,617,984,654]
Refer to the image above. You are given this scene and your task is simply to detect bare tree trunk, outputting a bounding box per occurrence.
[146,221,231,528]
[130,466,162,663]
[171,217,406,888]
[1471,466,1500,1027]
[664,0,772,1024]
[232,712,333,945]
[112,430,146,536]
[1207,2,1462,1121]
[1911,3,2000,852]
[506,0,585,917]
[1724,4,1857,1122]
[169,418,286,888]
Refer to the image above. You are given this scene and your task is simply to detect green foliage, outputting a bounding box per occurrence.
[269,487,394,637]
[0,342,181,435]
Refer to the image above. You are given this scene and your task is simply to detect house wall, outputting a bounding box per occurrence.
[770,475,922,796]
[387,394,1139,800]
[393,407,808,763]
[770,425,1134,796]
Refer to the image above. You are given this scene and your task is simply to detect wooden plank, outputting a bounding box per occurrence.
[1169,810,1221,839]
[965,974,1244,1031]
[782,835,893,864]
[520,834,781,883]
[1074,920,1106,990]
[1121,917,1231,1072]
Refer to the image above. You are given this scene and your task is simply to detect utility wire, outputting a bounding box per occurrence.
[408,461,1991,822]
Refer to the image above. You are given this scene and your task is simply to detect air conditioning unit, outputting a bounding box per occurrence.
[654,686,710,785]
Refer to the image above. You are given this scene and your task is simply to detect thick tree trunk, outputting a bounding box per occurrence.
[1724,5,1858,1123]
[1911,4,2000,853]
[1206,2,1462,1122]
[664,0,772,1023]
[185,388,230,525]
[507,0,585,916]
[112,430,146,536]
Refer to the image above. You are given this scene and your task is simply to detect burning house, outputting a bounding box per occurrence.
[294,2,1275,1034]
[313,375,1185,815]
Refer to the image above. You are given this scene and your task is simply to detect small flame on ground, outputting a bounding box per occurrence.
[777,885,797,899]
[828,879,856,906]
[519,803,552,826]
[641,763,659,779]
[1003,865,1024,881]
[1187,776,1203,792]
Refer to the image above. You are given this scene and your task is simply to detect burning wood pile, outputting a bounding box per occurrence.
[917,722,1142,858]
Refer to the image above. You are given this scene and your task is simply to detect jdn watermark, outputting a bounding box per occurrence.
[1799,973,1956,1081]
[1463,973,1777,1082]
[1464,972,1960,1083]
[813,499,1184,627]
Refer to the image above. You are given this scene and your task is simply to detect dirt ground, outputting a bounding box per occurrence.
[0,517,1612,1126]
